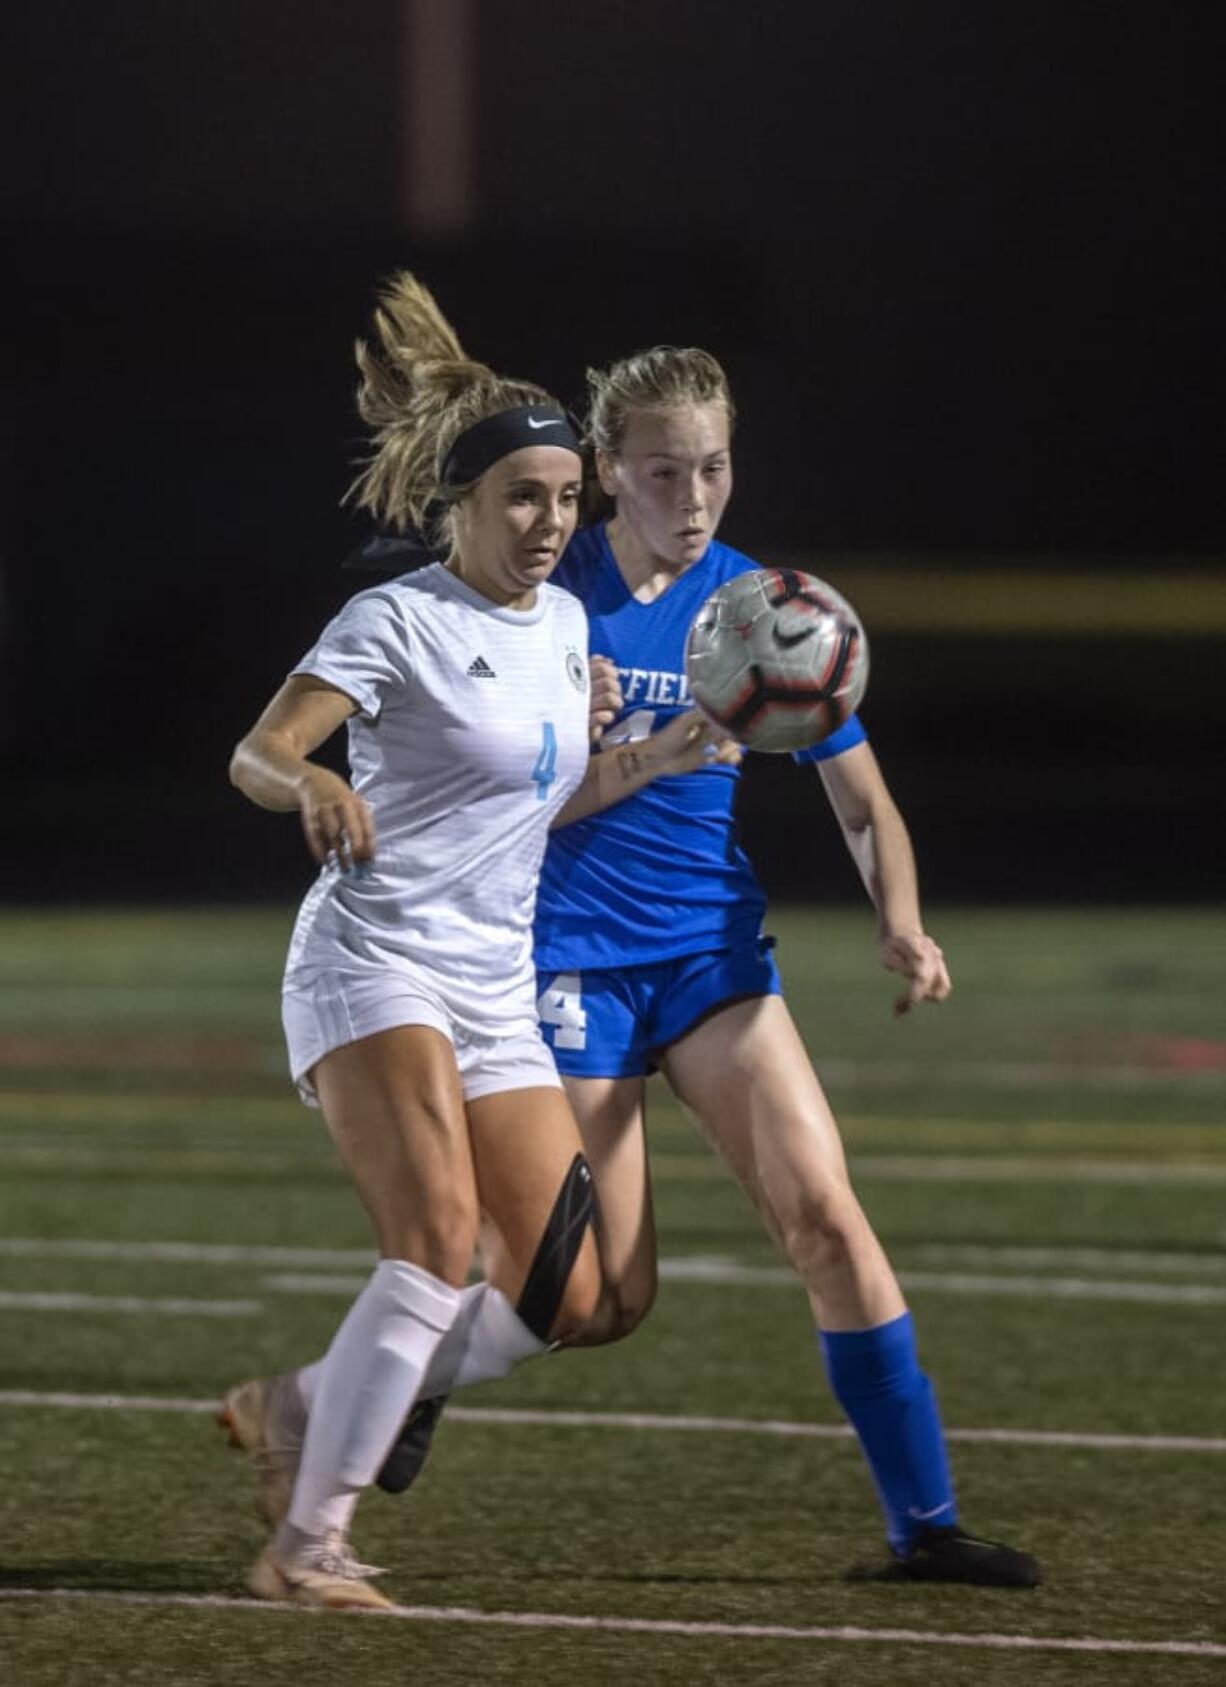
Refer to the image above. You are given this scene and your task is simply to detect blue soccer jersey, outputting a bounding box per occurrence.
[533,524,866,970]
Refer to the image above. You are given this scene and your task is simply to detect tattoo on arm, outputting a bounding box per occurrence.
[616,748,645,783]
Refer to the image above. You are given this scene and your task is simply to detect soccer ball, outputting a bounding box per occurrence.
[684,568,869,752]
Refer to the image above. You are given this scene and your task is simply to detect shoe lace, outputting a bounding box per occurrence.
[308,1534,387,1581]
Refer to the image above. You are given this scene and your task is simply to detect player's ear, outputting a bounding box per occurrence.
[594,449,620,498]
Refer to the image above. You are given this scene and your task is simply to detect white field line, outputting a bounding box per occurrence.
[443,1407,1226,1455]
[898,1273,1226,1305]
[6,1133,1226,1183]
[261,1263,1226,1306]
[4,1236,1225,1276]
[0,1587,1222,1658]
[4,1237,1225,1305]
[1,1390,1223,1454]
[0,1292,259,1317]
[660,1254,1226,1305]
[0,1238,374,1267]
[851,1156,1226,1185]
[0,1391,219,1413]
[904,1243,1226,1276]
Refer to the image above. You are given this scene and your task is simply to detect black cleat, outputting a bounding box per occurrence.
[375,1394,449,1495]
[848,1525,1042,1588]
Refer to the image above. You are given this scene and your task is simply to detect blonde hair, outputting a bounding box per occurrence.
[584,345,735,456]
[346,272,560,542]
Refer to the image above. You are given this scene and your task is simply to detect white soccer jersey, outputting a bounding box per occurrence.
[284,564,590,1040]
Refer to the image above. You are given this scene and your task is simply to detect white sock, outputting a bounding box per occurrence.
[291,1283,546,1422]
[418,1280,548,1397]
[286,1258,462,1539]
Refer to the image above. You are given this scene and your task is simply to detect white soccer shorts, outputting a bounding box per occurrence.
[282,969,561,1107]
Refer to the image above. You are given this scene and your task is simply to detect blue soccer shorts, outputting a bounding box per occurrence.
[536,938,782,1078]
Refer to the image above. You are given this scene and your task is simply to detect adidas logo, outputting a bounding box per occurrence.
[466,655,497,679]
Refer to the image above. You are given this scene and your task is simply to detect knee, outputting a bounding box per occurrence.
[777,1186,871,1284]
[385,1189,479,1288]
[567,1270,658,1348]
[545,1240,604,1341]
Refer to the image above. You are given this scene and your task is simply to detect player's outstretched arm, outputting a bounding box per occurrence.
[229,675,376,866]
[552,709,726,829]
[818,741,951,1015]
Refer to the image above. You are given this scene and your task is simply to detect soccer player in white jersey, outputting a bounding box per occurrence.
[373,346,1041,1589]
[223,277,721,1610]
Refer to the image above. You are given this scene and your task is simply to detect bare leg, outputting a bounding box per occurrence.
[382,1084,606,1432]
[662,995,904,1330]
[557,1074,659,1346]
[289,1028,476,1522]
[246,1026,476,1607]
[661,996,1000,1569]
[466,1084,603,1338]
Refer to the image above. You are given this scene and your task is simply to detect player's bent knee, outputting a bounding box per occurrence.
[609,1274,657,1339]
[573,1276,656,1346]
[514,1152,597,1341]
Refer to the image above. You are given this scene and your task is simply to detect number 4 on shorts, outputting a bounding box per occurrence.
[537,973,587,1050]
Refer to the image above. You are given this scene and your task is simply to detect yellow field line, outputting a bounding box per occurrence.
[769,560,1226,635]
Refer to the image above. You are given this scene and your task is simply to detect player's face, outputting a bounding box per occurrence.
[452,446,583,608]
[598,403,733,571]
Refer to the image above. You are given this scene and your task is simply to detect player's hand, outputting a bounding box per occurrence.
[588,654,623,743]
[704,736,745,768]
[653,710,743,774]
[880,929,951,1016]
[296,766,377,868]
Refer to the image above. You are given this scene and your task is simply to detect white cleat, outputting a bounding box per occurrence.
[247,1531,394,1612]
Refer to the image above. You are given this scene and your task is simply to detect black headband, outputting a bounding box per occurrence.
[441,405,581,487]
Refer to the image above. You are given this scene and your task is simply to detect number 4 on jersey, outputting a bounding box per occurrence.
[537,973,587,1050]
[532,721,558,801]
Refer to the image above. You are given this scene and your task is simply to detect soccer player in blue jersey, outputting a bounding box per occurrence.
[522,345,1040,1587]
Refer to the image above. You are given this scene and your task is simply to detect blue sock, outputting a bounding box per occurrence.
[820,1311,958,1554]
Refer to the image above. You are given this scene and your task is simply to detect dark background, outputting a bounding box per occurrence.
[3,2,1222,906]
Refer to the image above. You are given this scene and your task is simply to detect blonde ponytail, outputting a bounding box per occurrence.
[346,273,559,541]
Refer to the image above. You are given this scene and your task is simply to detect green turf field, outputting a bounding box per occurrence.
[1,905,1224,1685]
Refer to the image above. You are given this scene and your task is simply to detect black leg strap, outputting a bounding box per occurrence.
[515,1153,596,1341]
